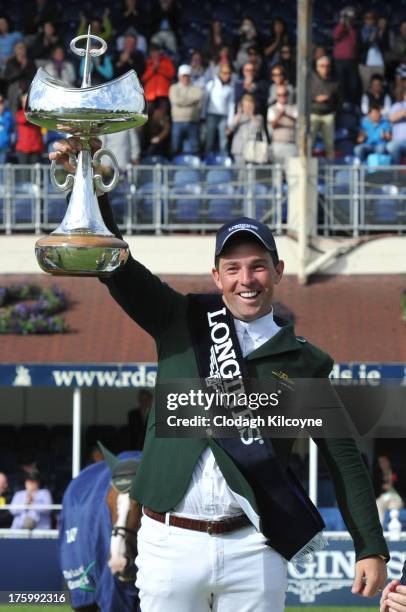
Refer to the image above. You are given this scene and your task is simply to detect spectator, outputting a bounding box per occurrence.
[79,45,113,86]
[114,33,146,79]
[313,45,327,65]
[359,10,385,92]
[279,44,296,86]
[142,100,171,157]
[113,0,148,37]
[203,63,235,155]
[393,64,406,102]
[377,16,394,66]
[102,129,141,171]
[245,45,266,80]
[29,21,61,61]
[267,64,294,106]
[202,20,232,63]
[235,61,268,117]
[189,51,206,89]
[354,103,391,162]
[116,26,147,58]
[264,18,290,67]
[267,85,298,165]
[0,472,12,528]
[23,0,58,35]
[235,18,262,72]
[149,0,179,40]
[375,456,403,525]
[142,44,175,111]
[205,45,235,83]
[332,6,359,105]
[15,93,44,165]
[361,74,392,117]
[0,95,14,163]
[310,56,340,160]
[387,88,406,164]
[169,64,203,156]
[392,20,406,65]
[77,11,113,43]
[9,470,53,530]
[128,389,153,450]
[4,42,36,113]
[44,46,76,86]
[150,20,178,61]
[0,17,23,72]
[229,94,265,165]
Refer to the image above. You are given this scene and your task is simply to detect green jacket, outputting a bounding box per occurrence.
[100,198,388,562]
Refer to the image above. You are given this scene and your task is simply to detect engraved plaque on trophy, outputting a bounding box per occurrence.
[25,28,148,276]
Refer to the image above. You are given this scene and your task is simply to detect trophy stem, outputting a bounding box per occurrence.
[53,148,113,237]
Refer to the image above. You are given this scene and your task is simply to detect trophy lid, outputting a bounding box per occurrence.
[25,29,148,136]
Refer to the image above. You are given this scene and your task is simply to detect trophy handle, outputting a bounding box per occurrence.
[50,153,77,192]
[92,149,120,193]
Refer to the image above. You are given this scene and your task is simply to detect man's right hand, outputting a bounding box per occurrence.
[49,137,102,173]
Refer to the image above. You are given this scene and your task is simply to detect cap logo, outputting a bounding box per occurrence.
[228,223,258,232]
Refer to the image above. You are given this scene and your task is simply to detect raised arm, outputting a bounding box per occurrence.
[50,138,187,340]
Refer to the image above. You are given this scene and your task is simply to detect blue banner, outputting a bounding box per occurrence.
[0,363,157,387]
[0,536,404,605]
[286,538,406,607]
[0,362,404,387]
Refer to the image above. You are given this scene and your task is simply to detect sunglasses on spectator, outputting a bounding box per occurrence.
[277,93,288,97]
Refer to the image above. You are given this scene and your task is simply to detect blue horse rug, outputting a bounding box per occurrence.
[59,451,141,611]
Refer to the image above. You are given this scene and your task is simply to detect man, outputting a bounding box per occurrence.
[361,74,392,118]
[52,137,388,611]
[332,6,359,105]
[234,61,267,117]
[387,88,406,164]
[169,64,203,156]
[354,103,391,163]
[4,41,36,113]
[267,85,298,165]
[309,56,340,161]
[114,33,146,79]
[203,63,235,155]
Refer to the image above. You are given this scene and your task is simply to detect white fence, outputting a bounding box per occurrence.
[0,162,405,236]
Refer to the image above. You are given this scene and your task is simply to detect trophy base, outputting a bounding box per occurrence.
[35,234,129,277]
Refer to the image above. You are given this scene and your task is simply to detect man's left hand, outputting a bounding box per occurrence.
[352,557,387,597]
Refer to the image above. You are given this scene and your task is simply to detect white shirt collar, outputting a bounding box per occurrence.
[234,308,281,346]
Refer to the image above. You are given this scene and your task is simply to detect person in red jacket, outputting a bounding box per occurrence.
[141,43,175,111]
[15,92,44,165]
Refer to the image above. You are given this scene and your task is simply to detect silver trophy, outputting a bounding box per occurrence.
[26,28,148,276]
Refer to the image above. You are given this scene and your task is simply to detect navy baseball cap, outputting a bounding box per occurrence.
[215,217,279,259]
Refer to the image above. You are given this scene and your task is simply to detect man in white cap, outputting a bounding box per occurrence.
[169,64,203,156]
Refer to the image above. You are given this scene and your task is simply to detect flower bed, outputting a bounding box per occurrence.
[0,284,69,334]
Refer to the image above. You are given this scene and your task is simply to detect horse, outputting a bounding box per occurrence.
[59,446,142,611]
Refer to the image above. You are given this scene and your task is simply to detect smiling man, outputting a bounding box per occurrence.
[51,138,389,611]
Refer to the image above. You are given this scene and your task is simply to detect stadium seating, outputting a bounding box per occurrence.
[173,154,201,167]
[170,184,202,222]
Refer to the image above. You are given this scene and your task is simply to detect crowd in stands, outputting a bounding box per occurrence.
[0,1,405,167]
